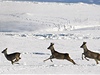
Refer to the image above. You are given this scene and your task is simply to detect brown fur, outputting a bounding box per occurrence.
[80,42,100,64]
[44,43,76,65]
[2,48,21,65]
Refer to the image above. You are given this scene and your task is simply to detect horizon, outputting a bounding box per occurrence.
[1,0,100,5]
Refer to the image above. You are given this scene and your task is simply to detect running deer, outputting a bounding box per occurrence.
[2,48,21,65]
[80,42,100,64]
[43,43,76,65]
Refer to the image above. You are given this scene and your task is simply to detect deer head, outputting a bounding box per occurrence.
[2,48,8,53]
[47,43,54,50]
[80,42,87,48]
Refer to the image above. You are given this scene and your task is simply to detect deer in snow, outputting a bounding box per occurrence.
[2,48,21,65]
[43,43,76,65]
[80,42,100,64]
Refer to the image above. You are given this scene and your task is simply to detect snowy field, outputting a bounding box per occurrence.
[0,0,100,74]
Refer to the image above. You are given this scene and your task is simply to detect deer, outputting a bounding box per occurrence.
[1,48,21,65]
[80,42,100,64]
[43,43,76,65]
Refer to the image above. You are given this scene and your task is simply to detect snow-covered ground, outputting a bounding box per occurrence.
[0,1,100,74]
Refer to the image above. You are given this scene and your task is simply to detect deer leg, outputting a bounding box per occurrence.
[66,56,76,65]
[14,57,20,63]
[50,59,53,62]
[14,59,19,62]
[11,61,14,65]
[95,59,99,64]
[84,56,89,61]
[43,57,51,62]
[19,57,21,59]
[44,55,53,62]
[82,53,84,60]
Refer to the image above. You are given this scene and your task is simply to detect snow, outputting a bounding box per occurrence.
[0,0,100,74]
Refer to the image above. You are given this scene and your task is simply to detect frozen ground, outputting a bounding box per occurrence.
[0,1,100,74]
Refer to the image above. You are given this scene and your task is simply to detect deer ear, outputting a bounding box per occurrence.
[83,42,87,44]
[51,43,54,45]
[4,48,7,51]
